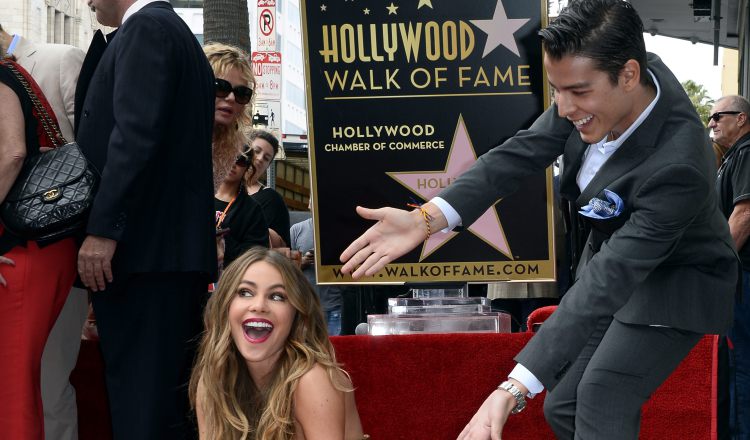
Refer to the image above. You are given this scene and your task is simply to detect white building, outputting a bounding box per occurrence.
[3,0,106,51]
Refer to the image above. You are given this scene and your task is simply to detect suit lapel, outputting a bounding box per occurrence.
[74,30,110,136]
[13,37,37,74]
[559,133,587,201]
[576,138,656,207]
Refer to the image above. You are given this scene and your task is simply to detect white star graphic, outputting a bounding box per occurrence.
[417,0,432,9]
[363,7,370,14]
[320,4,327,11]
[386,2,399,14]
[470,0,529,58]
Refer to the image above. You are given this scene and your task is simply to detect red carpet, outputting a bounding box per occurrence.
[73,334,718,439]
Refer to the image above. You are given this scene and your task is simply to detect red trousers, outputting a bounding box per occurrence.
[0,236,77,440]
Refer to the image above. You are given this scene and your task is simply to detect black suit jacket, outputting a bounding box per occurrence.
[439,54,737,390]
[76,2,216,278]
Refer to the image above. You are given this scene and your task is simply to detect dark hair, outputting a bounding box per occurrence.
[248,129,280,156]
[539,0,650,86]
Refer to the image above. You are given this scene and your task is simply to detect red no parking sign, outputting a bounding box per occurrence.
[256,0,276,51]
[259,8,274,36]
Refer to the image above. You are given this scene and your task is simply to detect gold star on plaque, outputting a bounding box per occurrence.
[417,0,433,9]
[363,7,370,14]
[320,4,327,11]
[386,2,399,14]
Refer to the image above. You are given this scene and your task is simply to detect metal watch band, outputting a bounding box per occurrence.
[498,381,527,414]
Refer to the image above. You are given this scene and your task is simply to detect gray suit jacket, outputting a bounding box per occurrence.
[438,54,737,390]
[13,37,84,143]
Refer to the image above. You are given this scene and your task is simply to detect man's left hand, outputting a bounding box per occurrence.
[456,389,517,440]
[78,235,117,291]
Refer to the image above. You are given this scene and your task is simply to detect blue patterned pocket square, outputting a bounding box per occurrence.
[579,189,624,220]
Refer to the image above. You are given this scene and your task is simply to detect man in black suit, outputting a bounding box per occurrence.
[75,0,216,437]
[340,1,738,438]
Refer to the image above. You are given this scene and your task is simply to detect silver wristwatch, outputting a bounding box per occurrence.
[498,381,527,414]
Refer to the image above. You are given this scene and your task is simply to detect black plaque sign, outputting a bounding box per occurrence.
[302,0,554,283]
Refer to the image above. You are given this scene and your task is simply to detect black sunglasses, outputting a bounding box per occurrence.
[708,111,741,123]
[215,78,253,105]
[235,154,251,168]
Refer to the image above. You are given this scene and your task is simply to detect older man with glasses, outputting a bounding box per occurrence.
[711,94,750,439]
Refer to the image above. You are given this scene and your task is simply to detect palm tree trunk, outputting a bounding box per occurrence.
[203,0,251,52]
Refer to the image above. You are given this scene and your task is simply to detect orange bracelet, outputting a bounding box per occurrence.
[407,203,433,239]
[417,207,432,239]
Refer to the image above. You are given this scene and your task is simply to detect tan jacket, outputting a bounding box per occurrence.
[13,36,84,143]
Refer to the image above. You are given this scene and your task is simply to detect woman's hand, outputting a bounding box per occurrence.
[340,205,443,279]
[270,247,302,268]
[0,255,15,287]
[456,389,517,440]
[268,228,287,248]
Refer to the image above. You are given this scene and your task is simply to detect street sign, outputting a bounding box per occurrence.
[256,0,277,51]
[251,51,282,101]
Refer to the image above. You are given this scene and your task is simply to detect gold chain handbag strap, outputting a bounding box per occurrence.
[1,60,67,146]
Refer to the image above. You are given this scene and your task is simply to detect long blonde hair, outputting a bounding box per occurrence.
[190,248,352,440]
[204,42,256,190]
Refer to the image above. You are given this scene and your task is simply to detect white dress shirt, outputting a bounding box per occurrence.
[430,70,661,396]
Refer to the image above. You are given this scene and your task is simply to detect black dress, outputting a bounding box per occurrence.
[215,189,270,266]
[250,186,291,247]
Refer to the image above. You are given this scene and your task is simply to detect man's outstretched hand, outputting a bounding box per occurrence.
[339,204,446,279]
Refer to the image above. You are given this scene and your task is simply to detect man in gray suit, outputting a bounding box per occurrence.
[340,1,737,438]
[0,24,87,440]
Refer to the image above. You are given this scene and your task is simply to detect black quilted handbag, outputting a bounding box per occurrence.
[0,61,99,241]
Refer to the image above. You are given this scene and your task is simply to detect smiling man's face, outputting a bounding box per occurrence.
[546,54,641,144]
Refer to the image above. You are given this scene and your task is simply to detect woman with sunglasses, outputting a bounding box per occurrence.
[215,149,269,268]
[204,43,268,267]
[203,43,256,192]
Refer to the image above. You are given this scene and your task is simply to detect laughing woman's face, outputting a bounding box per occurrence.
[228,261,296,386]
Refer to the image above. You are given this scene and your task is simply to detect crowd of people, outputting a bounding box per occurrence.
[1,0,749,438]
[0,0,362,435]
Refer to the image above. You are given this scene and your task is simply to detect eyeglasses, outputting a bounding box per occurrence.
[215,78,253,105]
[235,154,251,168]
[708,111,741,123]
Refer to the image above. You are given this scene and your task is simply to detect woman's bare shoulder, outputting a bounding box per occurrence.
[294,364,346,439]
[297,363,340,397]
